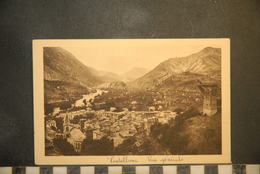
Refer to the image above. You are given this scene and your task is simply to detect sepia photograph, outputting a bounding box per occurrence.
[33,39,230,164]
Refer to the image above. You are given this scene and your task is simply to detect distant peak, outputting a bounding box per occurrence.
[204,46,214,49]
[131,67,147,70]
[202,47,219,52]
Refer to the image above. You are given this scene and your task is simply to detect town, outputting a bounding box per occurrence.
[45,81,220,155]
[46,107,177,154]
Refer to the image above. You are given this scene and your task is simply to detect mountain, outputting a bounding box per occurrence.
[130,47,221,89]
[44,47,103,87]
[88,67,121,83]
[45,47,118,106]
[121,67,149,82]
[44,47,124,105]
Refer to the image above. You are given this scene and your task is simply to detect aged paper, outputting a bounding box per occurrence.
[33,39,230,164]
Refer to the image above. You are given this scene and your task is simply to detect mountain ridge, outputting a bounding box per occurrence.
[44,47,120,105]
[44,47,103,87]
[129,47,221,89]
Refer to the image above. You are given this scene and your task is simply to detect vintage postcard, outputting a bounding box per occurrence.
[33,39,230,164]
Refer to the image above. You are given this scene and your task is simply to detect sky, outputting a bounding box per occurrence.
[63,40,220,75]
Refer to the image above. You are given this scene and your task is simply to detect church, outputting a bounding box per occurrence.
[63,114,86,152]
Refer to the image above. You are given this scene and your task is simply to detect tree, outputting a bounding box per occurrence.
[86,112,95,119]
[53,138,77,155]
[81,137,114,155]
[70,115,83,124]
[83,99,87,106]
[114,137,137,155]
[44,103,53,115]
[54,117,64,132]
[180,107,199,119]
[174,108,183,114]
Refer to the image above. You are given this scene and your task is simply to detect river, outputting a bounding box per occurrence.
[74,89,107,107]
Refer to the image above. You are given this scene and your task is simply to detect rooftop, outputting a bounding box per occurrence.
[69,128,86,142]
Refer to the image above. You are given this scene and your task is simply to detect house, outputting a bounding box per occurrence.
[119,130,131,138]
[143,118,151,135]
[52,107,61,116]
[122,108,129,112]
[158,117,168,124]
[148,106,156,111]
[86,107,92,111]
[46,127,56,141]
[110,107,117,112]
[135,141,142,147]
[93,130,104,140]
[158,105,163,111]
[131,101,138,105]
[111,134,124,147]
[67,128,86,152]
[46,120,56,129]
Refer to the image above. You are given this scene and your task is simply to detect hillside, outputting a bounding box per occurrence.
[44,47,120,108]
[88,67,121,83]
[130,47,221,89]
[44,80,89,112]
[44,47,104,87]
[121,67,149,82]
[98,81,127,90]
[150,109,221,154]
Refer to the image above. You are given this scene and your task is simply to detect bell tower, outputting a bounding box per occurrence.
[63,113,71,134]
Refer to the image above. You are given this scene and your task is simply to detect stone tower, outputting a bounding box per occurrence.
[198,83,218,116]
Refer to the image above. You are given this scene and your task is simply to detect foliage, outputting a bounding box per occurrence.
[176,107,200,120]
[114,137,137,155]
[81,137,114,155]
[53,138,77,155]
[137,139,156,155]
[54,117,64,132]
[70,115,84,124]
[174,108,183,114]
[150,108,221,155]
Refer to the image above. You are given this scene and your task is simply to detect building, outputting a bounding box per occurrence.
[158,105,163,111]
[93,130,104,140]
[46,127,56,141]
[198,83,218,116]
[143,118,151,135]
[110,107,117,112]
[79,118,87,131]
[111,133,124,147]
[148,106,156,111]
[67,128,86,152]
[122,108,129,112]
[63,114,72,135]
[52,107,61,116]
[46,120,56,129]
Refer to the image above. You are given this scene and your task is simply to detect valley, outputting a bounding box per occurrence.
[44,46,222,155]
